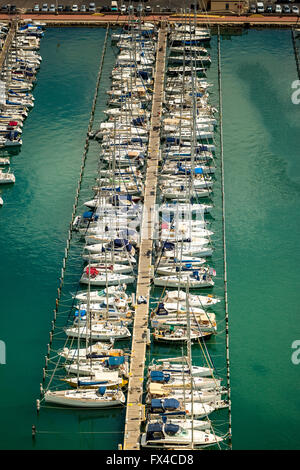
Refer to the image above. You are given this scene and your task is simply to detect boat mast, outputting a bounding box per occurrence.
[186,276,194,450]
[87,251,92,374]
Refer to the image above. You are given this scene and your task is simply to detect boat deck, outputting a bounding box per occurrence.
[123,23,167,451]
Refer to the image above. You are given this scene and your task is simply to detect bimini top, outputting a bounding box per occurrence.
[150,371,171,383]
[107,356,125,367]
[151,398,180,410]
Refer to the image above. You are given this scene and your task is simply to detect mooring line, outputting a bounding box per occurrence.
[217,25,232,449]
[291,28,300,80]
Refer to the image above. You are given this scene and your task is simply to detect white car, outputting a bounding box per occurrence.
[41,3,48,11]
[49,3,55,11]
[292,5,299,14]
[275,4,282,13]
[34,3,40,11]
[71,4,78,11]
[256,2,264,13]
[120,4,126,13]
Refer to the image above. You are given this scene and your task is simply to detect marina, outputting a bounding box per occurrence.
[0,13,299,453]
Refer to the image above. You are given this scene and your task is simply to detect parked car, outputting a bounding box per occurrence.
[64,5,71,11]
[80,4,87,11]
[71,4,78,11]
[49,4,56,11]
[120,4,126,13]
[283,4,291,13]
[57,4,64,11]
[89,2,96,11]
[41,3,48,11]
[292,5,299,14]
[275,4,282,13]
[33,3,40,11]
[257,2,264,13]
[250,4,256,13]
[266,4,273,13]
[145,5,152,12]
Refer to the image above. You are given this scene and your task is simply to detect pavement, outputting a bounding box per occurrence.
[0,13,299,24]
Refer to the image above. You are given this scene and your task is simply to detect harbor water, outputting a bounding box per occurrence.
[0,27,299,450]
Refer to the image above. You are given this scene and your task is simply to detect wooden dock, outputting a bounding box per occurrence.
[0,19,18,70]
[123,23,167,451]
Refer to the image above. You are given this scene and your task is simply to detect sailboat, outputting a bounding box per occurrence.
[44,387,126,408]
[141,421,223,448]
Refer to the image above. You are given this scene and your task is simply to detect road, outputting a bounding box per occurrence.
[0,12,299,25]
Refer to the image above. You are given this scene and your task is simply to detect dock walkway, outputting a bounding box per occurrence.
[123,23,167,451]
[0,19,17,70]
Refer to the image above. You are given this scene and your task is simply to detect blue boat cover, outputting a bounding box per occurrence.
[108,356,125,367]
[83,211,94,219]
[98,386,106,396]
[138,71,149,80]
[146,423,163,439]
[151,399,163,409]
[163,241,175,251]
[164,398,180,409]
[147,423,162,433]
[74,309,86,317]
[165,423,180,435]
[150,371,171,383]
[114,238,129,247]
[150,371,164,382]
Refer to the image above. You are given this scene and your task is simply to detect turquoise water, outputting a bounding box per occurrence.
[0,27,121,450]
[222,29,300,450]
[0,27,299,450]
